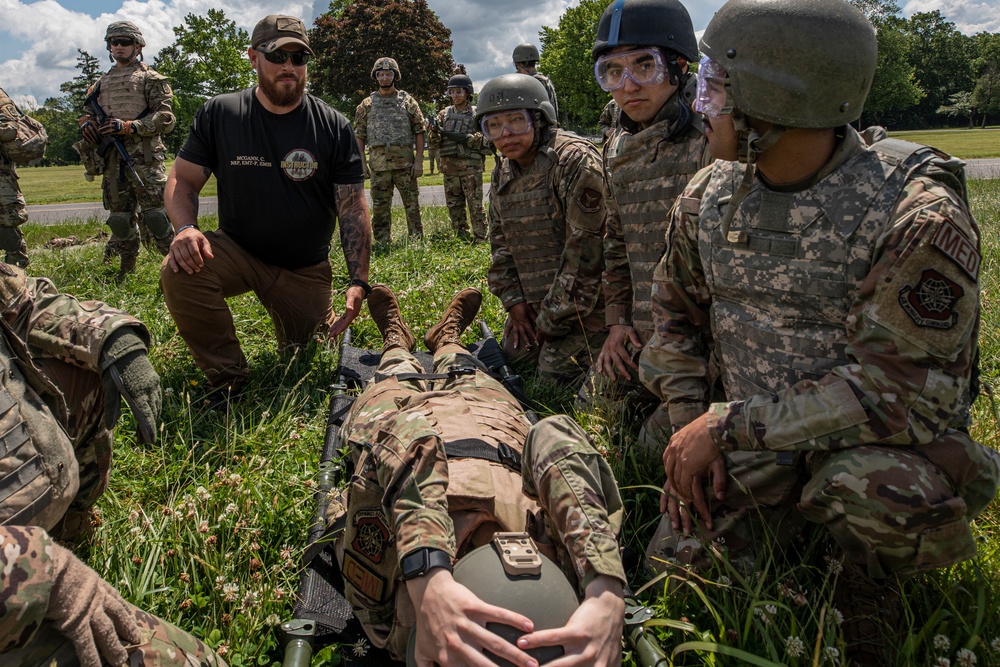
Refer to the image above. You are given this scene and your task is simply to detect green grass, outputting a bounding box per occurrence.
[889,128,1000,159]
[19,186,1000,666]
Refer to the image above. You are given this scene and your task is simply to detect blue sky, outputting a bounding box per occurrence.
[1,0,998,108]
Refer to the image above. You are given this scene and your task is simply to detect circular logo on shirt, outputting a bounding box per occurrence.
[281,149,318,181]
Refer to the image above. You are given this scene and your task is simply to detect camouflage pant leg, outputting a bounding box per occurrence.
[644,450,808,575]
[538,327,608,388]
[521,414,626,591]
[461,174,487,241]
[443,173,470,237]
[0,170,29,267]
[799,445,981,579]
[391,169,422,237]
[7,608,227,666]
[135,160,173,252]
[369,169,395,243]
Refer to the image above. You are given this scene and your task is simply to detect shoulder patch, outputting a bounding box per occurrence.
[898,268,964,329]
[343,551,388,603]
[577,187,603,213]
[932,220,980,280]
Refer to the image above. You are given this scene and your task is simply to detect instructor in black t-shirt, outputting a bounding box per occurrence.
[161,14,372,407]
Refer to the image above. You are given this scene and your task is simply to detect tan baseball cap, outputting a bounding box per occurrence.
[251,15,313,55]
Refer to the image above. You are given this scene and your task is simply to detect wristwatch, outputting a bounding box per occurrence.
[401,548,453,580]
[349,277,372,297]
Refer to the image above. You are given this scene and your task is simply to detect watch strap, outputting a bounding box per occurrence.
[401,547,453,580]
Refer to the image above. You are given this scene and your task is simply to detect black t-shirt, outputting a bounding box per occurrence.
[179,88,365,269]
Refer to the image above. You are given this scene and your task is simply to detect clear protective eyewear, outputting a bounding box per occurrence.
[694,56,732,118]
[480,109,534,141]
[593,47,669,92]
[256,49,311,67]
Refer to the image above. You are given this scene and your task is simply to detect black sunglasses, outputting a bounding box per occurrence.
[257,49,310,66]
[109,37,135,47]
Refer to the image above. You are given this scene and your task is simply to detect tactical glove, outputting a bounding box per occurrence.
[100,327,161,444]
[47,540,144,667]
[363,157,371,180]
[77,114,100,144]
[99,118,132,136]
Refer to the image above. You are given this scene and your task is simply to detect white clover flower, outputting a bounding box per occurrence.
[195,486,212,502]
[266,614,281,626]
[242,591,259,608]
[991,638,1000,653]
[229,473,243,485]
[222,582,239,602]
[225,503,238,515]
[353,638,370,657]
[719,575,732,586]
[829,606,844,625]
[956,648,977,667]
[215,575,227,586]
[766,604,777,616]
[130,525,142,535]
[825,646,840,661]
[164,386,175,396]
[753,607,772,625]
[786,636,806,658]
[826,556,844,576]
[128,509,141,523]
[936,658,951,667]
[934,635,952,652]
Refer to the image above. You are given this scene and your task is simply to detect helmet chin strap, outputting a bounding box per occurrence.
[721,111,787,244]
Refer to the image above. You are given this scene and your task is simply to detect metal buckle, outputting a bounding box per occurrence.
[492,532,542,577]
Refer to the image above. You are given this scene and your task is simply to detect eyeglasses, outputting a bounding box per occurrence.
[694,56,732,118]
[594,47,669,92]
[109,38,135,47]
[480,110,534,141]
[257,49,311,66]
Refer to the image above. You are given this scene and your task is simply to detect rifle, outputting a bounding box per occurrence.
[82,85,144,188]
[477,320,537,417]
[281,329,356,667]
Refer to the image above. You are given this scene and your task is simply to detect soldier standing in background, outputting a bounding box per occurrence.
[77,21,175,281]
[585,0,712,437]
[482,74,608,390]
[640,0,1000,663]
[512,43,559,124]
[426,116,438,175]
[334,285,625,665]
[429,74,490,242]
[354,57,425,244]
[0,86,33,267]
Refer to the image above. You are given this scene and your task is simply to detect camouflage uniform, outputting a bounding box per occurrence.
[639,127,1000,579]
[429,105,489,241]
[335,345,626,660]
[532,73,559,123]
[487,129,609,386]
[354,91,424,242]
[425,118,438,174]
[597,99,619,140]
[89,59,175,264]
[0,86,29,267]
[0,525,226,666]
[0,263,148,537]
[583,75,711,407]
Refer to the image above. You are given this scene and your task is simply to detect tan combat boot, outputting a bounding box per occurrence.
[833,559,902,666]
[368,285,415,352]
[424,288,482,353]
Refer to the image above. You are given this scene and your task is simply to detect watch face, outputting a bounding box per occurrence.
[402,549,428,579]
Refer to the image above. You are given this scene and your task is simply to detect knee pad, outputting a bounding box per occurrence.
[107,211,138,239]
[142,208,174,254]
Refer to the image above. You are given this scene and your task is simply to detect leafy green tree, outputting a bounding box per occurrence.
[309,0,455,115]
[937,91,977,128]
[59,49,103,112]
[538,0,607,133]
[30,99,81,166]
[849,1,923,126]
[971,32,1000,126]
[903,11,974,126]
[153,9,255,154]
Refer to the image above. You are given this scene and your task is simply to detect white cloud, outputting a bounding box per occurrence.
[902,0,1000,33]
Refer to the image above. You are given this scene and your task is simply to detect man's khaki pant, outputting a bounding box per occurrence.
[160,230,333,391]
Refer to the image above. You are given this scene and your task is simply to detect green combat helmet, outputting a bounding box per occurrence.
[406,533,579,666]
[512,43,540,66]
[475,73,557,126]
[371,57,401,82]
[700,0,877,129]
[105,21,145,47]
[592,0,698,62]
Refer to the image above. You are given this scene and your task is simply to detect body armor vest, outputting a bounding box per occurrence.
[605,98,706,340]
[492,133,586,307]
[0,325,78,531]
[699,139,947,401]
[438,106,476,159]
[367,91,415,148]
[97,63,150,121]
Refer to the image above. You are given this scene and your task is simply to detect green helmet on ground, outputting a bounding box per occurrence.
[406,534,579,666]
[512,43,540,66]
[105,21,145,47]
[447,74,474,95]
[592,0,698,62]
[371,57,401,82]
[475,73,557,126]
[699,0,877,128]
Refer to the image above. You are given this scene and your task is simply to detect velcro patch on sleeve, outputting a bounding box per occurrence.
[577,186,603,213]
[343,550,389,603]
[932,219,980,280]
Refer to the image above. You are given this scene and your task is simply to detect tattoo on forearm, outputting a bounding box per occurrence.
[336,182,372,282]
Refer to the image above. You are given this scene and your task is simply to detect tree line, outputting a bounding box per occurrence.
[23,0,1000,167]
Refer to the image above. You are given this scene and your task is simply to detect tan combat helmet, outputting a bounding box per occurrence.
[105,21,145,47]
[371,57,401,82]
[476,73,557,126]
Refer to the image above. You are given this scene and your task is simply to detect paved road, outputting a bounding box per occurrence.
[25,159,1000,224]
